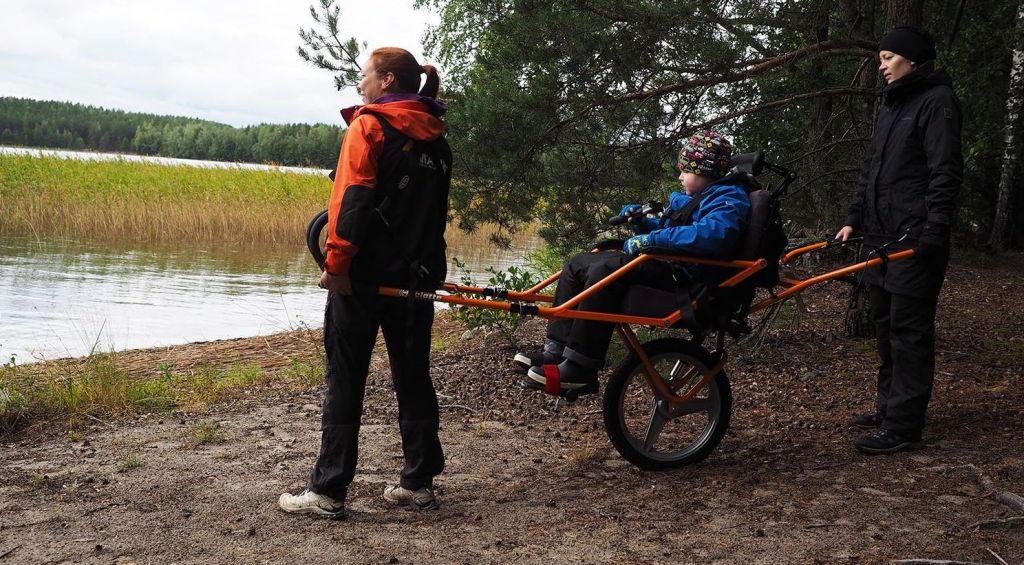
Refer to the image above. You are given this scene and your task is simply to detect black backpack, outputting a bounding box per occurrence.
[349,113,453,289]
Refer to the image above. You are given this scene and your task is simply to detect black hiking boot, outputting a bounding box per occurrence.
[852,411,884,430]
[512,350,561,373]
[855,428,923,455]
[526,359,598,396]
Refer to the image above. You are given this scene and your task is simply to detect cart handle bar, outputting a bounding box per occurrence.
[341,243,912,329]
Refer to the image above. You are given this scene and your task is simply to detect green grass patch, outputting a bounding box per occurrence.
[850,339,877,356]
[431,335,452,353]
[28,473,47,489]
[0,350,326,436]
[285,357,326,388]
[0,353,175,431]
[193,421,228,445]
[769,301,801,326]
[120,455,144,471]
[183,363,268,406]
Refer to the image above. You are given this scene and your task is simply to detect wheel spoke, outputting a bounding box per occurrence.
[642,401,670,451]
[668,360,683,379]
[673,397,713,417]
[609,339,730,468]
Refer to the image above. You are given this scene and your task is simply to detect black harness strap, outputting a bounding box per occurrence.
[671,271,698,328]
[876,247,890,277]
[664,192,709,328]
[667,192,708,227]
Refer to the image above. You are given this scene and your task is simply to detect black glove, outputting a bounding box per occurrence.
[915,222,949,264]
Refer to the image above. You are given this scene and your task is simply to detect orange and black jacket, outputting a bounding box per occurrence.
[324,98,452,288]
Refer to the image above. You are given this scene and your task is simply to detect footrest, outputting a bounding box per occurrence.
[519,378,598,402]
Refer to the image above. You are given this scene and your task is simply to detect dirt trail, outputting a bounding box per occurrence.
[1,254,1022,564]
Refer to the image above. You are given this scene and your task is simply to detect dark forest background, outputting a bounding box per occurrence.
[0,97,344,168]
[300,0,1024,252]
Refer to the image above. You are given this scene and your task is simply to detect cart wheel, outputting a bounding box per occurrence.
[603,338,731,470]
[306,209,328,267]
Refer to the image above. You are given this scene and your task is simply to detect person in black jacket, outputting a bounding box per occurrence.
[835,26,963,454]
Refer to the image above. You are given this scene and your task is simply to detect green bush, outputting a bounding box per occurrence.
[450,257,540,347]
[522,243,576,278]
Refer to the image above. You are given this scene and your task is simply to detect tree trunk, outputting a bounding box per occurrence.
[838,0,880,138]
[988,0,1024,252]
[884,0,923,29]
[803,5,834,227]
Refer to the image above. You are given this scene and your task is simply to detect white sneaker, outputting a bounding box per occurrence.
[383,484,439,510]
[278,489,345,519]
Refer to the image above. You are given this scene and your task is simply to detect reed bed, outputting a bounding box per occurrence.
[0,153,541,253]
[0,154,329,244]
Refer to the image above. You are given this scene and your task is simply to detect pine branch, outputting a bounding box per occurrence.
[528,40,877,157]
[297,0,363,90]
[609,40,876,106]
[691,88,876,130]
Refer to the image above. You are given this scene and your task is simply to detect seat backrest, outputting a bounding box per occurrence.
[737,189,772,260]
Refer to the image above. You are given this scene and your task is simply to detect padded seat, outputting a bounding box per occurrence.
[617,187,774,330]
[621,284,686,319]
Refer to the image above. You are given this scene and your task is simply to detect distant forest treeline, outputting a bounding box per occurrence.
[0,97,345,168]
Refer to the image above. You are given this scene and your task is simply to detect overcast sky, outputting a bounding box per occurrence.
[0,0,440,127]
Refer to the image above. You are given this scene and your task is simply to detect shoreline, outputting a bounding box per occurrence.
[1,258,1022,562]
[0,145,332,175]
[0,312,469,436]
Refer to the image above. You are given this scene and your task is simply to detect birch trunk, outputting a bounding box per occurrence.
[987,0,1024,252]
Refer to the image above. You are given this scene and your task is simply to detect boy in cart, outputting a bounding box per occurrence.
[514,130,751,395]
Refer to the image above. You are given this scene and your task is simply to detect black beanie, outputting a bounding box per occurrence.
[879,26,936,63]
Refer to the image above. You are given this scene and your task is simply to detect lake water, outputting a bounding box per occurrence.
[0,234,539,364]
[0,146,330,175]
[1,147,542,363]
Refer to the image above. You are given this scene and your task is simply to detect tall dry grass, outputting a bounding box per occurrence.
[0,153,541,254]
[0,154,328,244]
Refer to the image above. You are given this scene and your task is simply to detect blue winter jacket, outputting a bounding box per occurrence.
[633,182,751,257]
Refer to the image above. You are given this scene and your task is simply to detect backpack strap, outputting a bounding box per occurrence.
[666,192,708,226]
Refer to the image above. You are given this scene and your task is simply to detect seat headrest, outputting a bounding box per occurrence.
[731,151,765,176]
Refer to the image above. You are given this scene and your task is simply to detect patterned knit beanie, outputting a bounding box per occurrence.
[677,131,733,178]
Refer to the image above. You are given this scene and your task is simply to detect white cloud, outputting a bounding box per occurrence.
[0,0,441,126]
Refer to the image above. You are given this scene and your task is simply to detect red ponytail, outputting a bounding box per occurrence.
[420,64,439,98]
[371,48,440,98]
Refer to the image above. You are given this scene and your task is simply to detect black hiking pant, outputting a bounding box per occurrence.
[545,250,680,367]
[308,292,444,499]
[869,284,940,440]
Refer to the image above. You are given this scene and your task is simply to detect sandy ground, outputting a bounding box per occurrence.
[1,254,1022,564]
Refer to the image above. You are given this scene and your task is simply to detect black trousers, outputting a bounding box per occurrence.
[869,284,940,439]
[308,292,444,499]
[546,250,677,367]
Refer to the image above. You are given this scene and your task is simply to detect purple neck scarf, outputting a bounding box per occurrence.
[371,92,448,117]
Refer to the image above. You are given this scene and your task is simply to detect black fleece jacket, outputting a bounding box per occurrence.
[845,61,963,297]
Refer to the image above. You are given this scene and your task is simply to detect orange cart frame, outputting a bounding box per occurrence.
[368,245,913,412]
[304,149,914,469]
